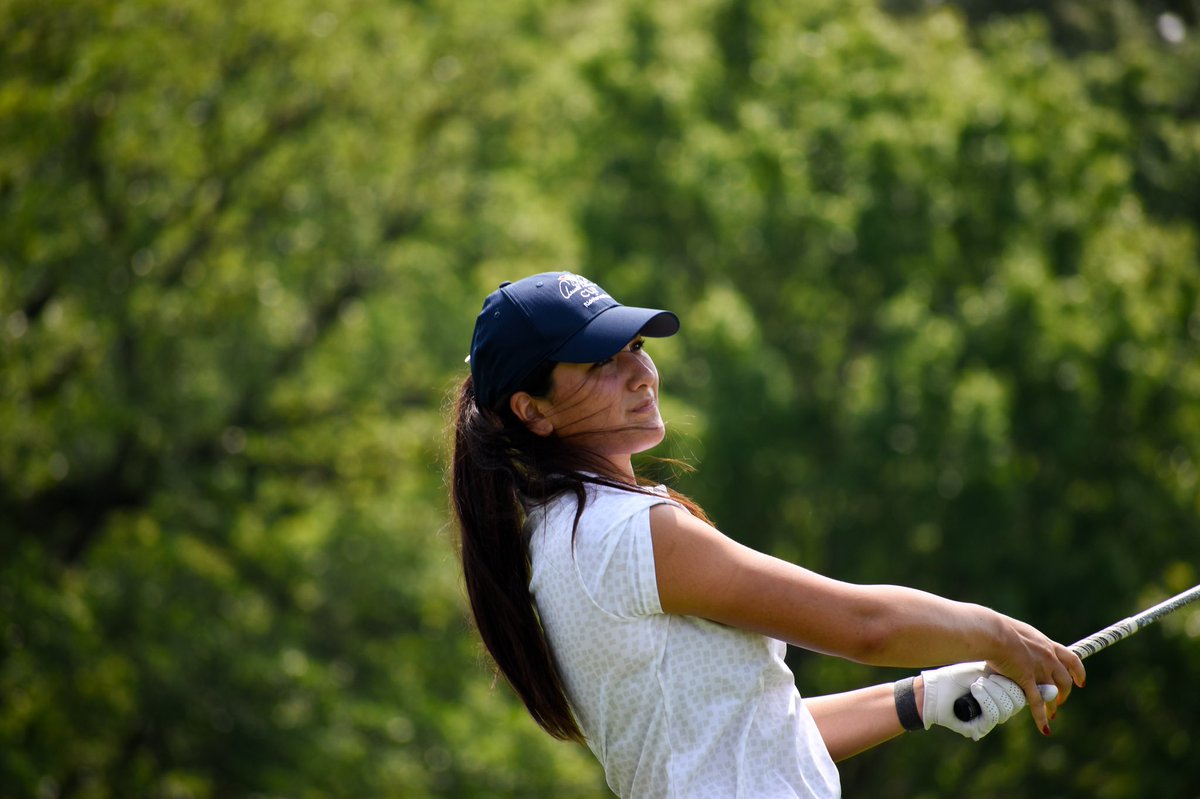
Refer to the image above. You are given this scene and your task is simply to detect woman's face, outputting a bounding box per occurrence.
[514,337,666,467]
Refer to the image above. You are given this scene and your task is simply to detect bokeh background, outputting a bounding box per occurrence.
[3,0,1200,796]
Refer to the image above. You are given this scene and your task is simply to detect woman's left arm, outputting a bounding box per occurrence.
[804,679,922,761]
[646,502,1084,736]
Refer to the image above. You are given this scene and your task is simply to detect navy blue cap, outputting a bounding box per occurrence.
[468,272,679,411]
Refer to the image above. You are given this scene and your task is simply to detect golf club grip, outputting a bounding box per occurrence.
[953,694,982,722]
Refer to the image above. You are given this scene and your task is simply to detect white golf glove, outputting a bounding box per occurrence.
[921,662,1057,741]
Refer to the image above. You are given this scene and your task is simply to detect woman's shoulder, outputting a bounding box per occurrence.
[578,480,675,515]
[526,480,675,530]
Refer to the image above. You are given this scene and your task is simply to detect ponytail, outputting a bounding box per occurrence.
[451,374,584,742]
[449,372,710,744]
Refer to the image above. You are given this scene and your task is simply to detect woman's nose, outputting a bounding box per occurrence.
[625,353,656,389]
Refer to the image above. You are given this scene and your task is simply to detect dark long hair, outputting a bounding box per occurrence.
[449,365,709,743]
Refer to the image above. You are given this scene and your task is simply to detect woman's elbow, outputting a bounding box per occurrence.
[839,603,898,665]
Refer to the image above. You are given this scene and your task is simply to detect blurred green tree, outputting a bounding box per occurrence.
[2,0,1198,797]
[1,0,604,796]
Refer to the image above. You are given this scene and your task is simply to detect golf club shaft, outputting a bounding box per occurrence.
[1069,583,1200,657]
[952,583,1200,722]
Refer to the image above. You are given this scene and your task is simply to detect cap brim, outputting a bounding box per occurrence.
[550,305,679,363]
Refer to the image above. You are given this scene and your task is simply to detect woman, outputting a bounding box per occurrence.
[451,271,1084,798]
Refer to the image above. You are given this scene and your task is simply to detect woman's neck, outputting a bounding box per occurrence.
[584,454,637,485]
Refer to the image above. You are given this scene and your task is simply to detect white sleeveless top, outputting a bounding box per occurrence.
[526,482,840,798]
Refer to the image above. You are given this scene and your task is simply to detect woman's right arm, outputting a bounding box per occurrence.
[647,504,1085,733]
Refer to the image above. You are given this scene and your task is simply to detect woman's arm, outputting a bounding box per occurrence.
[804,679,922,761]
[647,504,1084,733]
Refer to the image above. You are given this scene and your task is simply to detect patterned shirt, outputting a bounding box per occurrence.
[526,482,840,798]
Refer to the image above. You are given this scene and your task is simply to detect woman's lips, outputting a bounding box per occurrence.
[631,397,657,414]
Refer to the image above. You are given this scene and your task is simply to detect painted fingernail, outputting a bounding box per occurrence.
[1042,725,1052,736]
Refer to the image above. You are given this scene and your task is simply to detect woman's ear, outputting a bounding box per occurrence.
[509,392,554,437]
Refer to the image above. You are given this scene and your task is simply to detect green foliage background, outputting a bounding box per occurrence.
[3,0,1199,796]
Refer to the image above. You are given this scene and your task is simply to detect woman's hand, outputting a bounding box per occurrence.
[982,614,1085,734]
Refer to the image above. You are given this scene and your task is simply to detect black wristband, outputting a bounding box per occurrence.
[894,676,923,732]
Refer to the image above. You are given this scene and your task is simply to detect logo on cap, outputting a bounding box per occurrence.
[558,273,610,308]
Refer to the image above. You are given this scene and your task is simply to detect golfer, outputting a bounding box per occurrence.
[451,272,1085,798]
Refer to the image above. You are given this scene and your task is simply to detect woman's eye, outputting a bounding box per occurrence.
[593,340,644,368]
